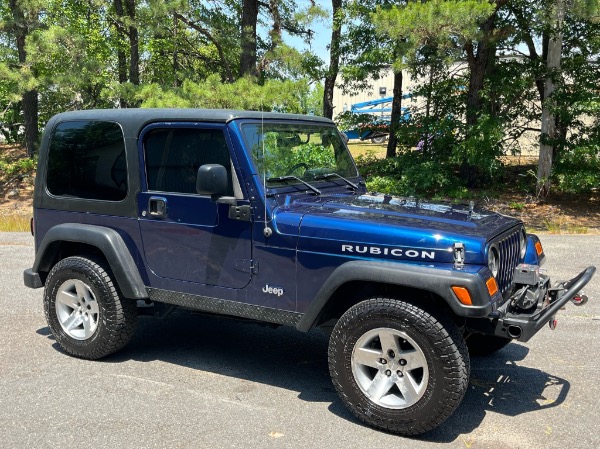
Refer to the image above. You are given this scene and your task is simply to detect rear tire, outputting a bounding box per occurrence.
[466,334,512,356]
[44,256,137,360]
[328,298,469,435]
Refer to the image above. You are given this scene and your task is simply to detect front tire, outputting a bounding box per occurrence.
[371,135,387,144]
[328,298,469,435]
[44,256,137,360]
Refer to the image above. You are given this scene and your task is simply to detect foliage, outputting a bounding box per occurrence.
[132,74,322,114]
[0,156,36,177]
[0,0,324,141]
[288,142,336,170]
[0,0,599,198]
[372,0,495,71]
[356,151,459,196]
[261,141,336,177]
[552,97,600,192]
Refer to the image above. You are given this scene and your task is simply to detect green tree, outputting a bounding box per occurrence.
[372,0,495,173]
[26,1,114,116]
[504,0,599,195]
[2,0,43,155]
[239,0,322,79]
[341,0,407,158]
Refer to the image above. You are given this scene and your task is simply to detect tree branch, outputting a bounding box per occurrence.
[174,12,234,82]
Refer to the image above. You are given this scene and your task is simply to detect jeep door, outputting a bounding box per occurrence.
[137,122,252,290]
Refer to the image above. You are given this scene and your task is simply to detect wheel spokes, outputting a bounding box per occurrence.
[401,348,427,371]
[351,327,430,409]
[82,315,96,338]
[353,347,382,369]
[86,300,99,315]
[396,374,420,403]
[56,289,79,310]
[366,371,394,402]
[63,312,84,331]
[75,282,89,301]
[378,330,400,356]
[55,279,99,340]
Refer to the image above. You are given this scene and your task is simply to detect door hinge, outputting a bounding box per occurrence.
[235,259,259,274]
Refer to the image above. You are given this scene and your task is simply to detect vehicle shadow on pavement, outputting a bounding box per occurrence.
[421,343,570,442]
[36,313,571,440]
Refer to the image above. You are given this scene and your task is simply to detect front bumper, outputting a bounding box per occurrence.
[492,266,595,342]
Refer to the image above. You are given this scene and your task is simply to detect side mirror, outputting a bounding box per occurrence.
[196,164,228,198]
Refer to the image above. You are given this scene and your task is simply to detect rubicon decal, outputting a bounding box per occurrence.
[342,245,435,260]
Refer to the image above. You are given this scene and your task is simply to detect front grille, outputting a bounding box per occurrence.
[493,227,523,296]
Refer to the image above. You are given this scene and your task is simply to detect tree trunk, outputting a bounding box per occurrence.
[113,0,128,108]
[422,65,434,158]
[124,0,140,86]
[386,70,403,159]
[22,90,39,157]
[465,13,497,126]
[240,0,259,77]
[323,0,342,119]
[537,0,565,197]
[173,13,180,87]
[9,0,39,156]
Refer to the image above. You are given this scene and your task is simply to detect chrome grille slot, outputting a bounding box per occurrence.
[494,228,523,295]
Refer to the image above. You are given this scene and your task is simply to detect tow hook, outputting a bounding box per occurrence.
[571,293,588,306]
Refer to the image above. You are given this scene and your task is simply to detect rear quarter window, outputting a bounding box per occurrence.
[46,121,127,201]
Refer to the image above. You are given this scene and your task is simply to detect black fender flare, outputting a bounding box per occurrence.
[296,260,495,332]
[27,223,147,299]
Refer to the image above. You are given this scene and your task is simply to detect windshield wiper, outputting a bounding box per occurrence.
[314,172,358,190]
[266,175,321,195]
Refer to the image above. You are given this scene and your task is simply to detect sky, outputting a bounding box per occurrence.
[281,0,332,63]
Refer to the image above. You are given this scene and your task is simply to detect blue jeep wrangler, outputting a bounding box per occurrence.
[24,109,594,435]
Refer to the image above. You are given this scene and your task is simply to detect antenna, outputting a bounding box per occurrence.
[262,103,272,238]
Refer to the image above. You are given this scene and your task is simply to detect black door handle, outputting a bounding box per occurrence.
[149,196,167,217]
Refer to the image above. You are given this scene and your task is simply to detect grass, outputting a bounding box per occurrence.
[347,141,387,159]
[508,201,526,211]
[0,214,31,232]
[542,217,589,234]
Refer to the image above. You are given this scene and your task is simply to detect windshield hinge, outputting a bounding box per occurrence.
[453,243,465,269]
[229,204,252,221]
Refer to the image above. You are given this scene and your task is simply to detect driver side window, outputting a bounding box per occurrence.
[144,127,234,196]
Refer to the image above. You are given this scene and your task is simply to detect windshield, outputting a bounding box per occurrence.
[241,122,358,188]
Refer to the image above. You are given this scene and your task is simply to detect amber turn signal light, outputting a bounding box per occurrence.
[486,277,499,297]
[451,286,472,306]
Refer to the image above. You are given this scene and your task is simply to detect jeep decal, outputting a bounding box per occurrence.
[341,244,435,260]
[262,284,284,296]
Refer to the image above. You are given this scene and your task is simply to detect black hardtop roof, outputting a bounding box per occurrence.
[50,108,334,128]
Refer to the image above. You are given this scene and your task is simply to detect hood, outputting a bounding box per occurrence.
[273,192,522,265]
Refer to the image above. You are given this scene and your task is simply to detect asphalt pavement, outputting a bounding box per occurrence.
[0,232,599,449]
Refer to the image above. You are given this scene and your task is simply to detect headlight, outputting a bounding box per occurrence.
[520,229,527,259]
[488,245,499,277]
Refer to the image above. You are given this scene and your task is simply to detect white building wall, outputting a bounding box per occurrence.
[332,68,420,119]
